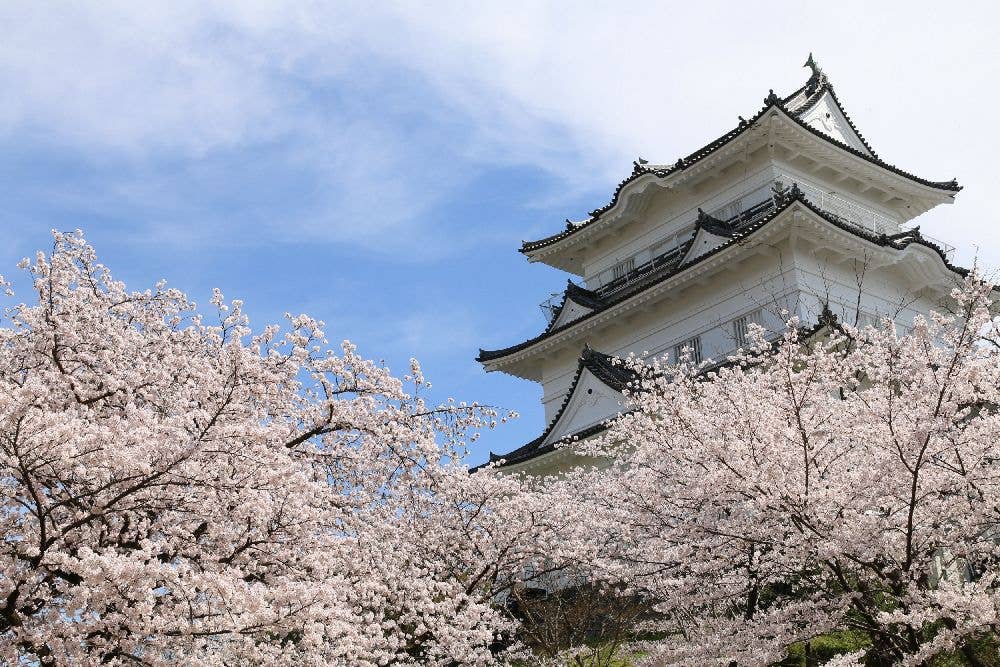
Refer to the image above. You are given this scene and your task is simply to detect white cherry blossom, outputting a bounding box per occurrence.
[562,275,1000,665]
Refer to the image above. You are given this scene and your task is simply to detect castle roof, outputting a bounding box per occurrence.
[478,187,968,366]
[519,59,959,258]
[481,345,638,468]
[477,56,973,471]
[480,299,862,470]
[542,281,607,333]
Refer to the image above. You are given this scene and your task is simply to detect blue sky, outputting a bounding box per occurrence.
[2,2,998,465]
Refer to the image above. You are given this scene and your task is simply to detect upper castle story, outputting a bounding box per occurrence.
[477,55,965,386]
[519,55,959,294]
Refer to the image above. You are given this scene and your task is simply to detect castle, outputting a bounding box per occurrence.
[477,56,968,475]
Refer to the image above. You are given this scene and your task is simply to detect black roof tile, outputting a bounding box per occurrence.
[519,70,958,256]
[480,346,638,468]
[478,187,968,364]
[542,281,607,333]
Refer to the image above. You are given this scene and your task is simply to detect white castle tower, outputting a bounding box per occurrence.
[477,56,968,475]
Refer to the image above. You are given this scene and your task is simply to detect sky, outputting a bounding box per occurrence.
[1,1,998,466]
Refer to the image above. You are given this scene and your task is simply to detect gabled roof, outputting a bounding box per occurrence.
[544,281,607,333]
[564,280,605,309]
[478,186,969,366]
[482,346,638,468]
[482,300,853,470]
[678,208,740,265]
[519,58,959,256]
[783,54,877,157]
[693,207,738,238]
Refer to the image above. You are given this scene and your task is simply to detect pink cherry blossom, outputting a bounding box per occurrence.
[0,231,538,665]
[558,274,1000,665]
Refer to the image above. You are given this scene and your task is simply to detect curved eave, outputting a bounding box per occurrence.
[676,209,739,266]
[478,192,969,372]
[543,281,606,334]
[519,87,959,261]
[483,347,635,467]
[481,309,849,471]
[519,110,769,256]
[474,421,613,473]
[783,98,958,195]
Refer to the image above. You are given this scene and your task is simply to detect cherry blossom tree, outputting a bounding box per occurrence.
[0,231,549,665]
[17,231,998,666]
[568,276,1000,666]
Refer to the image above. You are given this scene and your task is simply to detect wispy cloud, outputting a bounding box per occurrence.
[0,2,565,254]
[5,2,995,260]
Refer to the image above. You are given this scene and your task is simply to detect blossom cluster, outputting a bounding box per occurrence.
[0,232,547,665]
[4,232,999,665]
[559,274,1000,665]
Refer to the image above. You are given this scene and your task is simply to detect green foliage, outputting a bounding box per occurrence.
[927,633,1000,667]
[563,644,643,667]
[777,629,870,666]
[776,630,1000,666]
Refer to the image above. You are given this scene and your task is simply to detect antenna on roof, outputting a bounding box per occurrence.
[539,291,562,324]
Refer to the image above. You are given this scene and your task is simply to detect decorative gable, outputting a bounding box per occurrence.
[549,298,594,329]
[546,281,607,332]
[679,209,737,265]
[680,227,731,265]
[797,90,873,156]
[542,364,625,447]
[480,55,967,472]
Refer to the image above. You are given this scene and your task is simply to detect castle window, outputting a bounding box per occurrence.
[673,336,702,364]
[733,309,763,349]
[611,257,635,281]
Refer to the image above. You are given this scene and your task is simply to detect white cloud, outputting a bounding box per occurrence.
[0,1,997,265]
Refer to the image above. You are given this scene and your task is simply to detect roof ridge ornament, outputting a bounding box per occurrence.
[771,180,802,206]
[764,89,782,106]
[517,60,959,258]
[804,52,828,95]
[696,207,738,238]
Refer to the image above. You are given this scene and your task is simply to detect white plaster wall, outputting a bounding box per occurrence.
[578,154,908,291]
[540,249,801,420]
[791,250,952,331]
[798,91,871,155]
[774,161,904,232]
[539,238,958,422]
[580,158,778,286]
